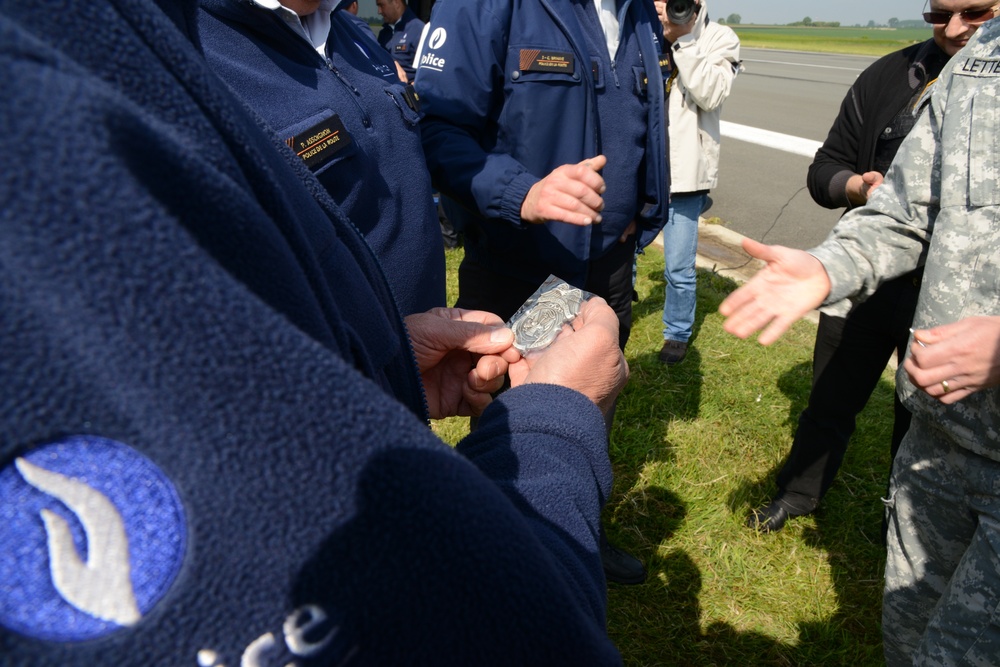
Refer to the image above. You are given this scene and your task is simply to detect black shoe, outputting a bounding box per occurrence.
[745,499,808,533]
[601,536,646,585]
[658,340,688,365]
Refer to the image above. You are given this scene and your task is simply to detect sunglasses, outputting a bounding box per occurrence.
[923,4,1000,24]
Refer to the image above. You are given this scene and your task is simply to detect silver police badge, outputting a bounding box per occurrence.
[507,275,593,354]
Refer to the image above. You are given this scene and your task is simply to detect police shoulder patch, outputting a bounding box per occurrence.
[0,435,187,642]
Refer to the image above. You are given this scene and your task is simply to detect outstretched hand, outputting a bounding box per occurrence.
[521,155,607,226]
[719,238,832,345]
[507,297,627,416]
[405,308,521,419]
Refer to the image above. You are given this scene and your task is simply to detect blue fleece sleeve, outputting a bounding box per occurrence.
[414,0,539,226]
[457,384,613,622]
[0,4,622,664]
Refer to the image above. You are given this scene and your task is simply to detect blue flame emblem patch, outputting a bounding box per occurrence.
[0,435,187,642]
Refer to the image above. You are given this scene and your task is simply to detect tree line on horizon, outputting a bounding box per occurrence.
[717,14,927,29]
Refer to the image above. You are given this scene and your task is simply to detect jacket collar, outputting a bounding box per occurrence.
[909,38,949,89]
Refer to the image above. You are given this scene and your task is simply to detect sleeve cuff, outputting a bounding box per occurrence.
[458,383,612,499]
[499,170,540,227]
[827,169,854,209]
[808,243,864,305]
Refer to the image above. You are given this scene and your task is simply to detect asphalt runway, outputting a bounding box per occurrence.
[707,47,881,250]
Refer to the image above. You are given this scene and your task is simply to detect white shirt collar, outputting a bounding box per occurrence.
[250,0,338,54]
[592,0,620,58]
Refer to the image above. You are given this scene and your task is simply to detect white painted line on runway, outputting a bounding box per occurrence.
[744,58,864,72]
[720,121,822,158]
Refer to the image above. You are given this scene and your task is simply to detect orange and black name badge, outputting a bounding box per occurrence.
[286,115,353,170]
[519,49,575,73]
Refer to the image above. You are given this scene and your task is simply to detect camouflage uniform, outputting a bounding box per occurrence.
[809,21,1000,667]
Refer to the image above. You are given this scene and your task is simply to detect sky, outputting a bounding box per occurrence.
[357,0,929,26]
[703,0,928,26]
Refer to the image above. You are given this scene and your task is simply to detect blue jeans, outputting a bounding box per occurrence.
[662,193,706,343]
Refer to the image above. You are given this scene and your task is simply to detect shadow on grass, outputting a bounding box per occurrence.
[730,357,893,662]
[606,261,891,665]
[618,258,709,428]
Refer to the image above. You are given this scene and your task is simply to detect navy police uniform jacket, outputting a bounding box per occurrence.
[0,0,623,664]
[415,0,669,287]
[198,0,445,316]
[378,5,424,81]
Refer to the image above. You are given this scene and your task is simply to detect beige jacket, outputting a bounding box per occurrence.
[666,1,742,193]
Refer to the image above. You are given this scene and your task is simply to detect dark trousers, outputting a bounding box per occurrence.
[776,271,922,514]
[456,234,638,352]
[438,196,463,249]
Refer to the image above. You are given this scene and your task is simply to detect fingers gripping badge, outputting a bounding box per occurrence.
[506,275,593,354]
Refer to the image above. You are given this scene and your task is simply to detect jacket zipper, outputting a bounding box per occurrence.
[324,58,373,129]
[262,11,375,130]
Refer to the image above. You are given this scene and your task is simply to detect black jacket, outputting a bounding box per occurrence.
[807,39,949,210]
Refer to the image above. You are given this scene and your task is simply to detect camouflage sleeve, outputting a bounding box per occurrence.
[809,84,942,306]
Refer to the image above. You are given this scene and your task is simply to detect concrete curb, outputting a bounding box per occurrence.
[650,219,762,285]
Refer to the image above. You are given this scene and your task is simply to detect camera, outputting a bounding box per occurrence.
[666,0,698,24]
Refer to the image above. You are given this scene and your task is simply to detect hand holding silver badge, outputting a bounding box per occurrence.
[507,275,594,354]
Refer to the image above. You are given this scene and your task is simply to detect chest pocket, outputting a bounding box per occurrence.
[280,109,357,178]
[968,81,1000,207]
[508,46,583,85]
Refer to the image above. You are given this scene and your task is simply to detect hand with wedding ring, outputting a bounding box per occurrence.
[904,316,1000,404]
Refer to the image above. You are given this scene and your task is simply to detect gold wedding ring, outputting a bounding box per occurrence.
[941,380,951,394]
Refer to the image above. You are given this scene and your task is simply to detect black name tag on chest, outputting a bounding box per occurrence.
[286,115,352,170]
[519,49,575,73]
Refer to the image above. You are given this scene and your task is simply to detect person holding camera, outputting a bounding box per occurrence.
[654,0,741,365]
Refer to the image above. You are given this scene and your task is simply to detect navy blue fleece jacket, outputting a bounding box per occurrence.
[198,0,445,316]
[377,4,424,81]
[415,0,669,286]
[0,0,621,664]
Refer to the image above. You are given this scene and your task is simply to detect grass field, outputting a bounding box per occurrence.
[434,246,893,665]
[729,25,932,56]
[421,22,906,664]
